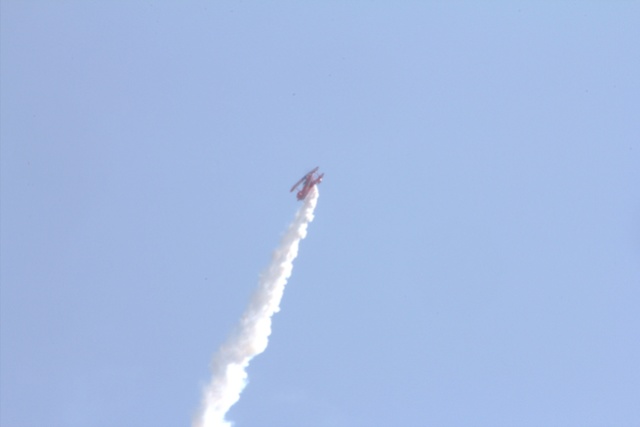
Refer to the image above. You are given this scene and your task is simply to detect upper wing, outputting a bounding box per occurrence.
[290,175,307,192]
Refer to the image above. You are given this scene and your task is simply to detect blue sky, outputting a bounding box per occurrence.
[1,2,639,426]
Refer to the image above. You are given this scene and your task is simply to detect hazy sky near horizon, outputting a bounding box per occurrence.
[1,2,639,426]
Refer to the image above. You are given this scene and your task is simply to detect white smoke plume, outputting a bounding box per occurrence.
[193,187,319,427]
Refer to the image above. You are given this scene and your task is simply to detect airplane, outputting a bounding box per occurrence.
[290,167,324,201]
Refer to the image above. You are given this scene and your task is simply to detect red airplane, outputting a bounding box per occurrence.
[290,167,324,201]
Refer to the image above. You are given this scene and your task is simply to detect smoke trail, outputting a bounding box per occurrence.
[193,187,319,427]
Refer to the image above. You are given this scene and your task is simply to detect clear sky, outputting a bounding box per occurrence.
[1,2,638,427]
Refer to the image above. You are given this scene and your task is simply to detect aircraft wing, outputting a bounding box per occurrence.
[290,176,306,192]
[290,167,319,192]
